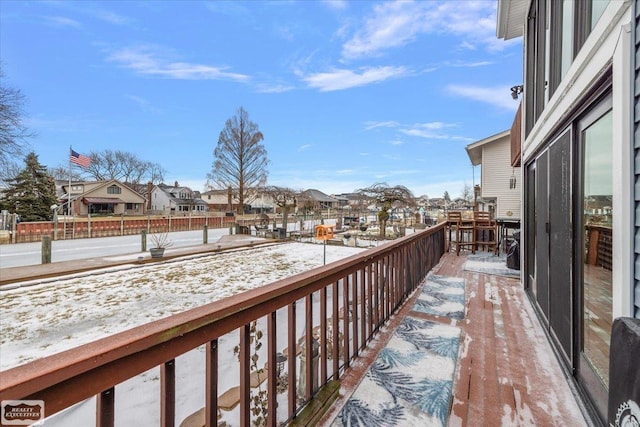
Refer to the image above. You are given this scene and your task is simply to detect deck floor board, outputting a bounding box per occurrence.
[320,251,588,426]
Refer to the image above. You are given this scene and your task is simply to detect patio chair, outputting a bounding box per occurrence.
[447,211,475,255]
[474,211,498,254]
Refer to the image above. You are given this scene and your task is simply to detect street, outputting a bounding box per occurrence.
[0,229,229,268]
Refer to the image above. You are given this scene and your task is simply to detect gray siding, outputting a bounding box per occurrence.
[635,0,640,318]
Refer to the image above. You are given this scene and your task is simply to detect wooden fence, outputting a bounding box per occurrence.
[10,215,237,243]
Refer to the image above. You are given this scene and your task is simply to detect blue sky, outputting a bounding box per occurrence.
[1,0,522,199]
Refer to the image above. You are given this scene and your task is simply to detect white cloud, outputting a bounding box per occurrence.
[126,95,161,114]
[255,83,295,93]
[449,60,493,68]
[363,121,400,131]
[447,84,519,111]
[414,122,452,130]
[341,0,505,60]
[399,122,458,139]
[336,169,354,175]
[301,66,408,92]
[363,120,472,142]
[108,46,251,82]
[298,144,313,151]
[322,0,348,11]
[342,2,427,59]
[94,9,133,26]
[44,16,82,29]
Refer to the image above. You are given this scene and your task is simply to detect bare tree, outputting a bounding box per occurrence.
[357,183,415,239]
[48,166,84,182]
[0,161,21,188]
[261,186,299,231]
[461,183,473,203]
[208,107,268,215]
[297,191,321,219]
[0,66,34,174]
[83,149,165,185]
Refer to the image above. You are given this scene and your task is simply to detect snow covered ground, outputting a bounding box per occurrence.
[1,242,365,371]
[1,241,373,426]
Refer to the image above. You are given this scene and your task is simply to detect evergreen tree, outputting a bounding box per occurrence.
[1,152,57,221]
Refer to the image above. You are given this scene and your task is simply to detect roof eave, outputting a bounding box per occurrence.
[496,0,527,40]
[465,129,511,166]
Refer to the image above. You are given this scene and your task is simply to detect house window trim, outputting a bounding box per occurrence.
[107,185,122,195]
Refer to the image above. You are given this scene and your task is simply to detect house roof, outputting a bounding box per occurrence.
[465,130,510,166]
[82,197,125,204]
[303,189,338,203]
[496,0,527,40]
[59,179,146,203]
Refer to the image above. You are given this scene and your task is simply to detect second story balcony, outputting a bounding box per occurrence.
[0,223,588,426]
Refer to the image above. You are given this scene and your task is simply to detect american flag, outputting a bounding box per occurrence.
[70,149,91,168]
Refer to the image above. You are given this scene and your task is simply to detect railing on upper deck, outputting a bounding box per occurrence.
[0,224,446,426]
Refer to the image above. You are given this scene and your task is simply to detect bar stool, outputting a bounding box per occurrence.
[473,211,498,254]
[447,211,475,255]
[446,211,461,252]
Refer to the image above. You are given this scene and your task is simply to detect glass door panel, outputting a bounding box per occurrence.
[581,109,612,390]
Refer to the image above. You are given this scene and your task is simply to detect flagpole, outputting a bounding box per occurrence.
[68,146,72,215]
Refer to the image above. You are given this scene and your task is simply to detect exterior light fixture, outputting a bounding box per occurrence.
[509,168,517,189]
[510,85,524,100]
[275,352,287,378]
[275,351,288,392]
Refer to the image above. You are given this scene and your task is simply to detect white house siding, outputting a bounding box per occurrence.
[481,137,522,219]
[150,188,172,213]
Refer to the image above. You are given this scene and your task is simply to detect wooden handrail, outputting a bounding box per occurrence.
[0,223,446,424]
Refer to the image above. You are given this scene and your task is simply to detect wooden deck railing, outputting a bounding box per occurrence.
[0,224,446,426]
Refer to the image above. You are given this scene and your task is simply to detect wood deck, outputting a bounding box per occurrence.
[320,251,589,426]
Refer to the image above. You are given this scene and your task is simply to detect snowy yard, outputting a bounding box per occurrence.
[0,242,365,371]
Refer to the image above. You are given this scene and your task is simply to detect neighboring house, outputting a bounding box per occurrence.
[59,179,146,216]
[332,192,370,212]
[465,130,521,219]
[199,189,274,214]
[497,0,637,423]
[245,193,276,214]
[150,183,208,215]
[200,189,239,213]
[330,193,351,210]
[427,198,446,210]
[302,189,340,210]
[449,198,473,211]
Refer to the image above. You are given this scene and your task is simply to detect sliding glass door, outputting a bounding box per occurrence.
[577,95,612,419]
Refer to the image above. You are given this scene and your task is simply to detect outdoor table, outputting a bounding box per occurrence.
[495,218,521,254]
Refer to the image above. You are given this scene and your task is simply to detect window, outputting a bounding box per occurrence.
[524,0,547,136]
[107,185,121,195]
[529,0,611,132]
[590,0,609,30]
[560,0,574,79]
[549,0,574,98]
